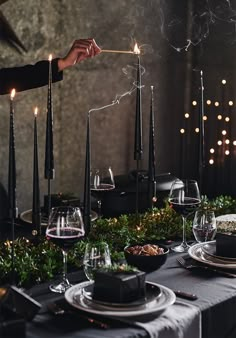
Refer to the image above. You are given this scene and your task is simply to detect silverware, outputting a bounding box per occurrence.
[173,290,198,301]
[177,256,236,278]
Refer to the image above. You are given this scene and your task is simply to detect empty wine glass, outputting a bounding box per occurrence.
[83,242,112,281]
[168,179,201,252]
[46,206,85,293]
[90,167,115,218]
[193,210,217,243]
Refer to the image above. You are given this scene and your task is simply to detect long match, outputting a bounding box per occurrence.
[102,49,135,54]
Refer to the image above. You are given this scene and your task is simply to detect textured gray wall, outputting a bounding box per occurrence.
[0,0,182,213]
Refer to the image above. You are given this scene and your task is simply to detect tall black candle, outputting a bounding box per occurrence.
[148,86,157,208]
[83,113,91,235]
[32,107,41,236]
[44,54,54,216]
[199,70,205,193]
[134,55,143,161]
[8,89,18,219]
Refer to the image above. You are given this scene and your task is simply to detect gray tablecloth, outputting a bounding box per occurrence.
[25,250,236,338]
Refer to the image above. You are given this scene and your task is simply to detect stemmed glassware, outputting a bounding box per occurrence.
[90,167,115,218]
[168,179,201,252]
[193,210,217,243]
[46,206,85,293]
[83,242,112,281]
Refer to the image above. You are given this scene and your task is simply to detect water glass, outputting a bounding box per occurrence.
[83,242,112,281]
[193,210,217,243]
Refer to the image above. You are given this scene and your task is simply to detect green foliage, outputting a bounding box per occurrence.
[1,195,236,287]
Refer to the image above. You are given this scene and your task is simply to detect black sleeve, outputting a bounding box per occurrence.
[0,58,63,95]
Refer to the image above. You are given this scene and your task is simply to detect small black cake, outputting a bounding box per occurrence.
[216,232,236,258]
[93,265,146,303]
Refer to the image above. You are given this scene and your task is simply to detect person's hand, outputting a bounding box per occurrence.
[58,38,101,71]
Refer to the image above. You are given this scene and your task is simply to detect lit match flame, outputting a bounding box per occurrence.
[133,43,140,55]
[10,89,15,100]
[34,107,38,117]
[48,54,52,62]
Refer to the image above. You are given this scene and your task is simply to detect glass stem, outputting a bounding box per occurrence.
[182,216,187,246]
[62,250,68,284]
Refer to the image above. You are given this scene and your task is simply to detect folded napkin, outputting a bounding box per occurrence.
[115,300,201,338]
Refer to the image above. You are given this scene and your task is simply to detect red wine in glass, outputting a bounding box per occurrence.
[47,227,84,251]
[169,197,201,217]
[46,206,85,293]
[168,179,201,252]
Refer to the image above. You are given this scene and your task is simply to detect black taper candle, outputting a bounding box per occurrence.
[83,113,91,235]
[32,107,41,236]
[148,86,157,209]
[134,55,143,161]
[8,89,18,219]
[199,70,205,193]
[134,54,143,216]
[44,55,54,216]
[8,89,18,284]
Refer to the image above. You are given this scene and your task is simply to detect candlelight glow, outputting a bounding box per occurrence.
[34,107,38,117]
[133,43,140,54]
[48,54,52,62]
[10,89,15,100]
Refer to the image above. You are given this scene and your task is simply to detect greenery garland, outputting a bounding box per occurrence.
[0,195,235,287]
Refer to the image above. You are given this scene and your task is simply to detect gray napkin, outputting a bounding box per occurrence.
[115,301,201,338]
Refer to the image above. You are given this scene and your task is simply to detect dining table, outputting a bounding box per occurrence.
[9,241,233,338]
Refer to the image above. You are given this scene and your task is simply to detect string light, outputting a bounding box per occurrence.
[229,101,233,106]
[192,101,197,106]
[206,100,211,105]
[233,141,236,146]
[184,113,190,118]
[218,140,223,146]
[203,115,207,121]
[210,148,215,153]
[225,150,230,155]
[217,115,222,120]
[215,102,220,107]
[225,117,230,122]
[222,79,226,85]
[209,159,214,165]
[195,128,199,133]
[225,139,230,144]
[180,128,185,134]
[222,130,227,135]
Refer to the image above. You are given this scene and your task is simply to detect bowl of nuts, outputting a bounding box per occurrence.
[124,242,169,272]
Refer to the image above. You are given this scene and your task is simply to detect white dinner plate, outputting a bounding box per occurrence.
[65,281,176,318]
[188,241,236,269]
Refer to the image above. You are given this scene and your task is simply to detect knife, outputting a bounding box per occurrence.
[173,290,198,301]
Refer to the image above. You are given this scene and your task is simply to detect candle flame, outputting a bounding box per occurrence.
[133,43,140,55]
[48,54,52,62]
[34,107,38,117]
[10,89,15,100]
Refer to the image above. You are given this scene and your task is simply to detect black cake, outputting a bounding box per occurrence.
[93,268,146,303]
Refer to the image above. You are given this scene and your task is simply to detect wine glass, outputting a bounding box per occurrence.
[46,206,85,293]
[83,242,112,281]
[90,167,115,218]
[193,210,217,243]
[168,179,201,252]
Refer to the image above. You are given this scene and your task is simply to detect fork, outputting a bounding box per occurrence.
[177,256,236,278]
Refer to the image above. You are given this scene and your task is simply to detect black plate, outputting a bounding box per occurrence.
[82,282,162,308]
[202,242,236,261]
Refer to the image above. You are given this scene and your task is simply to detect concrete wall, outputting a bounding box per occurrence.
[0,0,180,214]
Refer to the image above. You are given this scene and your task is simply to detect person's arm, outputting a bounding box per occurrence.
[0,38,101,95]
